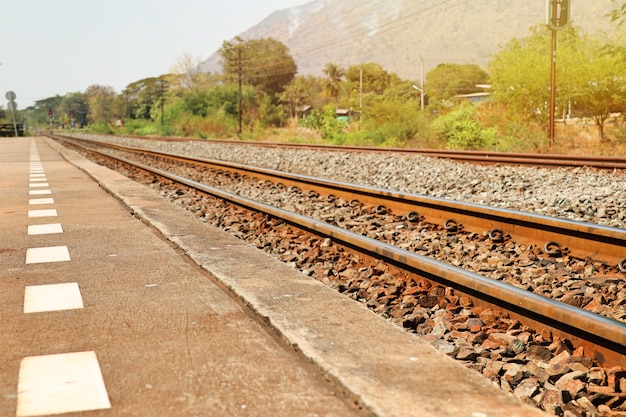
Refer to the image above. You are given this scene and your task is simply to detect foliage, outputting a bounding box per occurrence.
[607,0,626,26]
[322,63,345,100]
[60,92,89,128]
[432,104,497,150]
[299,107,347,142]
[83,84,117,125]
[85,122,114,134]
[345,63,395,96]
[119,118,160,136]
[121,76,169,120]
[32,6,626,154]
[426,63,489,106]
[489,24,626,141]
[279,76,313,119]
[356,99,424,145]
[220,37,297,98]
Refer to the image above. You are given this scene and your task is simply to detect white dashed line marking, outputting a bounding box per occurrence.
[16,351,111,416]
[28,183,49,188]
[28,209,58,218]
[25,246,71,264]
[28,198,54,205]
[27,223,63,235]
[28,190,51,196]
[23,282,83,313]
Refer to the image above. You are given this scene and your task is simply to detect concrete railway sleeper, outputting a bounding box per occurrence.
[49,136,626,417]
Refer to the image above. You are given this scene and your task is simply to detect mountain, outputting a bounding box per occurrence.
[199,0,619,81]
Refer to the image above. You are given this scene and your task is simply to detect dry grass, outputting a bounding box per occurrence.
[553,120,626,156]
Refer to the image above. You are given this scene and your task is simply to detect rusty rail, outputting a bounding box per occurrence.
[48,133,626,367]
[52,134,626,268]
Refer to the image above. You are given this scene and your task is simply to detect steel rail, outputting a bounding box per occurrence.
[52,134,626,268]
[85,132,626,170]
[59,141,626,368]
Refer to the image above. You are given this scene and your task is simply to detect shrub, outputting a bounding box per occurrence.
[432,104,496,150]
[300,107,347,143]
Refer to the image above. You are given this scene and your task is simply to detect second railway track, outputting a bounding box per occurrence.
[48,133,626,416]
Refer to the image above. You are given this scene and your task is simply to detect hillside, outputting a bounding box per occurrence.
[200,0,619,81]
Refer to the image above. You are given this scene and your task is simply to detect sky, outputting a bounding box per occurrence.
[2,0,311,108]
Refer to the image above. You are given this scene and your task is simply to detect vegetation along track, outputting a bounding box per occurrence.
[49,133,626,416]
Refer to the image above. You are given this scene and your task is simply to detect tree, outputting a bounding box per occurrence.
[322,63,345,100]
[220,37,297,98]
[607,0,626,26]
[488,26,562,128]
[345,63,392,95]
[122,77,161,120]
[170,53,204,92]
[59,92,88,128]
[426,63,489,105]
[280,76,312,119]
[489,25,626,141]
[83,84,116,125]
[567,34,626,141]
[33,96,63,125]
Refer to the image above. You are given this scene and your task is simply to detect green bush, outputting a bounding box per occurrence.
[85,122,113,134]
[432,104,496,150]
[300,107,347,143]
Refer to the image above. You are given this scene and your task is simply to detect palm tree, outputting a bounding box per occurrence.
[322,63,345,101]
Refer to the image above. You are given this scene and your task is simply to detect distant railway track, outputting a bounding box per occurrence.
[49,132,626,370]
[96,132,626,170]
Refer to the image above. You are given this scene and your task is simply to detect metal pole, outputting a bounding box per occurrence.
[548,1,558,149]
[359,65,363,116]
[10,102,18,136]
[238,47,243,136]
[160,80,165,135]
[420,57,425,112]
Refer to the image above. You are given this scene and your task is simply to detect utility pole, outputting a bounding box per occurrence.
[238,46,243,136]
[157,79,168,136]
[420,56,425,112]
[411,57,425,112]
[359,64,363,118]
[546,0,570,149]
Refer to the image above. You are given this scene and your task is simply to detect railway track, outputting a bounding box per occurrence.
[48,133,626,415]
[86,132,626,170]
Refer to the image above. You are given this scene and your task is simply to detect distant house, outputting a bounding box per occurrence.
[297,105,313,119]
[336,108,351,122]
[453,92,491,103]
[454,84,491,104]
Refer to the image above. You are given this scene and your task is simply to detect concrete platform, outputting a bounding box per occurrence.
[0,136,547,417]
[1,137,363,417]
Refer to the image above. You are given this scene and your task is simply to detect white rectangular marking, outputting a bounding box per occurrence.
[28,183,49,188]
[29,190,52,196]
[16,351,111,416]
[24,282,83,313]
[29,178,48,182]
[28,223,63,235]
[28,209,57,218]
[28,198,55,205]
[29,174,46,178]
[26,246,70,264]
